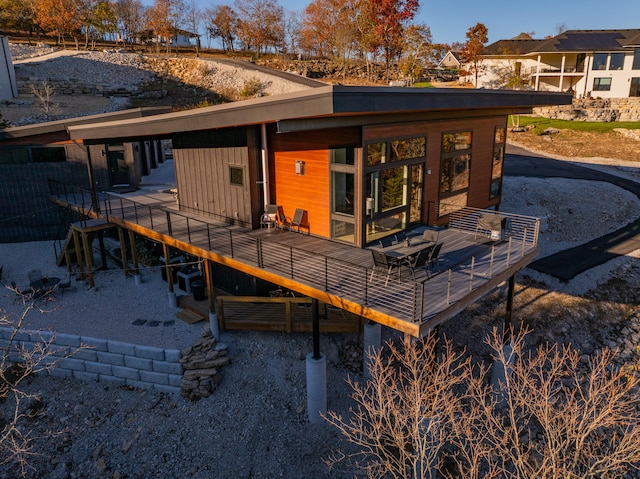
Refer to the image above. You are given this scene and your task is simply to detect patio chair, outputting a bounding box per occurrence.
[276,206,293,231]
[260,204,278,230]
[426,242,443,276]
[290,208,310,235]
[402,245,433,281]
[369,249,400,286]
[422,229,440,243]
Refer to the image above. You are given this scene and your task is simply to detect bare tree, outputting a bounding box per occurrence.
[1,288,82,477]
[326,328,640,479]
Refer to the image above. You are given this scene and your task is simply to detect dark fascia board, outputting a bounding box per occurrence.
[0,106,172,141]
[67,85,572,143]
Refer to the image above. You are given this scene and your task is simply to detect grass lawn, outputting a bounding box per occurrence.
[510,115,640,133]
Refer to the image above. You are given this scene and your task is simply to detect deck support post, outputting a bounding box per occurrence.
[162,243,177,308]
[118,228,129,277]
[503,274,515,344]
[205,260,220,339]
[128,230,139,276]
[363,321,381,378]
[306,299,326,423]
[81,231,94,287]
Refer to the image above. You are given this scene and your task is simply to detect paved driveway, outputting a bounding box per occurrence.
[505,145,640,281]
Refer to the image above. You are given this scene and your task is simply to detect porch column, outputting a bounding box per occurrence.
[118,228,129,277]
[306,299,326,423]
[128,230,140,276]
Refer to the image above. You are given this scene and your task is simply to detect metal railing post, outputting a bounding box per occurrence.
[469,257,475,291]
[446,269,452,305]
[257,237,263,268]
[489,245,495,278]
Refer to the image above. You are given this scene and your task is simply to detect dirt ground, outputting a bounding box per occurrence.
[507,127,640,163]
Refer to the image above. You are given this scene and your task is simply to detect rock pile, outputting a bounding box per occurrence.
[534,98,640,122]
[339,341,363,373]
[607,309,640,367]
[179,329,230,401]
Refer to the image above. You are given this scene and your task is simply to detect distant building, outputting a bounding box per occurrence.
[0,34,17,100]
[469,29,640,98]
[437,50,463,70]
[132,28,199,48]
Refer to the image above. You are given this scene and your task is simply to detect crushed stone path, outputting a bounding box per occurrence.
[505,144,640,281]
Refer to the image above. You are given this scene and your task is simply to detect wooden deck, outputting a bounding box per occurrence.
[49,183,539,337]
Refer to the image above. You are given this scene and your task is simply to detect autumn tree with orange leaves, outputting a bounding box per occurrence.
[367,0,420,79]
[461,22,488,86]
[146,0,186,54]
[32,0,84,48]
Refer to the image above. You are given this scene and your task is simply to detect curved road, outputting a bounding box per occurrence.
[505,145,640,282]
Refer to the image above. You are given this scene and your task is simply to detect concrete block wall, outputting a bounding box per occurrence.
[0,327,183,394]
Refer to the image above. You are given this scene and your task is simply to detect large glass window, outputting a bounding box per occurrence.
[367,142,386,165]
[631,78,640,97]
[593,77,612,91]
[609,53,625,70]
[440,130,471,196]
[576,53,586,73]
[365,136,426,243]
[633,48,640,70]
[390,137,426,162]
[330,146,357,243]
[490,127,506,199]
[592,53,608,70]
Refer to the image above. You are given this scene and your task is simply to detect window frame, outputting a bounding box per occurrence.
[609,52,625,70]
[229,165,244,186]
[592,53,608,71]
[593,77,612,91]
[439,130,472,199]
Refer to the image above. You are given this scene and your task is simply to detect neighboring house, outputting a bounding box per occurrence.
[0,107,171,242]
[437,50,463,70]
[472,29,640,98]
[132,28,199,48]
[57,86,571,339]
[0,34,17,100]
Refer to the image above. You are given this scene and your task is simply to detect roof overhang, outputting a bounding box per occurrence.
[64,86,572,144]
[0,106,172,141]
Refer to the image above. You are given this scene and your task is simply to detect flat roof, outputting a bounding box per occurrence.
[0,106,172,140]
[67,85,573,143]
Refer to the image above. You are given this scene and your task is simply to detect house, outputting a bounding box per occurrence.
[53,85,571,340]
[0,34,17,100]
[132,28,199,48]
[0,107,171,242]
[437,50,463,70]
[472,29,640,99]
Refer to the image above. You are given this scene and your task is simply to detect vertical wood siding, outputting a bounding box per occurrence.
[174,146,253,225]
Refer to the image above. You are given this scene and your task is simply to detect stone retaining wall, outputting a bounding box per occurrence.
[534,98,640,122]
[14,76,143,97]
[0,327,183,394]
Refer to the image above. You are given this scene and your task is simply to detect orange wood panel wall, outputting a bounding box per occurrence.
[268,126,360,238]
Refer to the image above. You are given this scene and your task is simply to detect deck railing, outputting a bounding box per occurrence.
[49,181,539,325]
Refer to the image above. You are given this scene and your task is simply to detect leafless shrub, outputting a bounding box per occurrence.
[325,328,640,479]
[29,81,57,118]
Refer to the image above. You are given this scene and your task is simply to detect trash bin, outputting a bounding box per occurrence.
[192,280,206,301]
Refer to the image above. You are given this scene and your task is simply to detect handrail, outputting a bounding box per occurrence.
[48,181,540,325]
